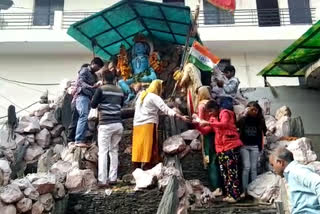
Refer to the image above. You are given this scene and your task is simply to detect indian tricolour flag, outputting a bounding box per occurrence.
[188,41,220,72]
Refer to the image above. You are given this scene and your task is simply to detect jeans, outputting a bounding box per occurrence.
[98,123,123,183]
[240,145,260,192]
[75,95,90,143]
[67,102,78,142]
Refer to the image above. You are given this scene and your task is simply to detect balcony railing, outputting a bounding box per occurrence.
[62,11,95,29]
[0,12,54,30]
[0,8,317,30]
[198,8,316,27]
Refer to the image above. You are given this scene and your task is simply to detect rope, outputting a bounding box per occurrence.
[0,76,59,86]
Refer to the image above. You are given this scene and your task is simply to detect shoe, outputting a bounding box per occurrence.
[212,188,223,197]
[75,142,90,148]
[240,192,246,199]
[109,181,117,186]
[222,196,237,203]
[97,182,109,188]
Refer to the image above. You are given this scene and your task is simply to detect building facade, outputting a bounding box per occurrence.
[0,0,319,118]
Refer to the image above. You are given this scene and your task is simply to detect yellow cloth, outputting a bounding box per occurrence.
[197,86,212,105]
[173,70,182,81]
[140,79,163,103]
[132,123,155,163]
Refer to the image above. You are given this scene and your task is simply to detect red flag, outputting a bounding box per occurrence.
[206,0,236,11]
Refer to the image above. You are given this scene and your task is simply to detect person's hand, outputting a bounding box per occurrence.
[176,114,191,123]
[93,81,102,88]
[217,80,224,88]
[200,120,210,127]
[204,156,209,164]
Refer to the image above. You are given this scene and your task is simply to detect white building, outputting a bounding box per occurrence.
[0,0,319,118]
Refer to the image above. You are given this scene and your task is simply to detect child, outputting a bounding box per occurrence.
[201,99,243,203]
[194,87,222,196]
[237,101,267,197]
[212,65,240,107]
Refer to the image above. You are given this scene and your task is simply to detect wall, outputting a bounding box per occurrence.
[2,0,34,12]
[0,54,91,120]
[245,86,320,135]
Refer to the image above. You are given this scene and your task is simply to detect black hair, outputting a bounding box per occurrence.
[81,63,90,68]
[246,101,266,132]
[205,100,219,111]
[104,71,115,83]
[223,65,236,74]
[91,57,104,68]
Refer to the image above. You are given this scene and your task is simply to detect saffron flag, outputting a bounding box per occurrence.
[206,0,236,11]
[188,41,220,72]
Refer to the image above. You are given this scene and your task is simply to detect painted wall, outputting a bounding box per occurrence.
[245,86,320,135]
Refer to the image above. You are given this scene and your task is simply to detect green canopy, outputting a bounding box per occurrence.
[258,20,320,77]
[67,0,201,60]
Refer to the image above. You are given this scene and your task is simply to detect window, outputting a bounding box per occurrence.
[288,0,312,24]
[203,0,234,25]
[163,0,185,7]
[256,0,280,27]
[33,0,64,26]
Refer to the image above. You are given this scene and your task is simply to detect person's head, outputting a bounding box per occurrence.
[246,101,263,118]
[147,79,163,96]
[90,57,104,72]
[205,100,220,118]
[269,147,294,177]
[196,86,212,103]
[103,70,115,84]
[223,65,236,79]
[219,97,233,111]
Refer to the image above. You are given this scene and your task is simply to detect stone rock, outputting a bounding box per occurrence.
[124,145,132,154]
[1,204,17,214]
[24,145,44,162]
[11,178,32,190]
[190,139,201,151]
[31,174,56,194]
[34,104,50,117]
[16,197,32,213]
[0,129,17,150]
[61,143,76,162]
[53,182,66,199]
[65,168,97,192]
[122,174,135,184]
[178,145,191,159]
[50,125,64,138]
[4,149,14,163]
[24,117,41,133]
[52,136,63,145]
[0,159,12,186]
[0,169,3,186]
[0,184,24,203]
[132,168,156,190]
[163,135,186,154]
[53,144,64,155]
[15,134,26,147]
[26,134,35,143]
[24,187,39,201]
[38,149,57,173]
[32,201,44,214]
[39,193,54,211]
[287,137,317,164]
[83,161,98,177]
[50,160,72,181]
[84,144,98,163]
[180,129,200,140]
[36,129,51,148]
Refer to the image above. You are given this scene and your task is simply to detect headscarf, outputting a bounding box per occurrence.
[140,79,163,103]
[197,86,212,105]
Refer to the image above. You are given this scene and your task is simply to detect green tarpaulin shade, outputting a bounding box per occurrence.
[67,0,201,60]
[258,20,320,77]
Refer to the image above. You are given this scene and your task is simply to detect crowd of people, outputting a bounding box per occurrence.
[66,56,320,213]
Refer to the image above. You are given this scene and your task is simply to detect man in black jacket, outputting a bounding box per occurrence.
[91,71,124,186]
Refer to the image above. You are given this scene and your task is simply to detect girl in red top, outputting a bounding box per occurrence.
[200,97,243,203]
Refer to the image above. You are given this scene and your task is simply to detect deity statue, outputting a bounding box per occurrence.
[118,33,157,103]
